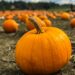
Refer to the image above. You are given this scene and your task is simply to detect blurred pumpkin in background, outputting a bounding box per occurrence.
[43,19,52,27]
[60,12,70,20]
[70,18,75,28]
[3,19,19,33]
[5,14,14,20]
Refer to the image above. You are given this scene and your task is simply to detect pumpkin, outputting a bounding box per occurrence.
[38,15,48,20]
[70,18,75,28]
[5,14,14,19]
[47,12,56,19]
[23,15,35,30]
[20,14,29,22]
[60,12,70,20]
[33,16,46,27]
[43,19,52,27]
[15,17,72,75]
[3,19,19,33]
[38,15,52,26]
[17,14,23,21]
[23,15,46,30]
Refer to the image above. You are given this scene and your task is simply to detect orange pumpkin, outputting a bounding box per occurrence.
[70,18,75,28]
[60,12,70,20]
[47,12,56,19]
[5,14,14,19]
[16,17,72,75]
[43,19,52,26]
[23,16,47,30]
[20,14,29,22]
[38,15,48,20]
[17,14,23,21]
[3,19,19,33]
[33,16,46,27]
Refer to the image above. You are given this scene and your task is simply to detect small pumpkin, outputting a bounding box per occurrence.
[24,15,35,30]
[70,18,75,28]
[16,17,72,75]
[23,15,47,30]
[33,16,46,27]
[60,12,70,20]
[5,14,14,19]
[38,15,48,20]
[3,19,19,33]
[38,15,52,26]
[47,12,56,19]
[43,19,52,27]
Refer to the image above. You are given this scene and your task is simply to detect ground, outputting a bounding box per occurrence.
[0,17,75,75]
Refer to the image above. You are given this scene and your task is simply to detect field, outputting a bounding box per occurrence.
[0,10,75,75]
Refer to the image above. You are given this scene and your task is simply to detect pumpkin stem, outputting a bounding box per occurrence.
[29,17,43,33]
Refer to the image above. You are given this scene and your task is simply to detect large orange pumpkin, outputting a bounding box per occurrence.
[15,17,72,75]
[3,19,19,33]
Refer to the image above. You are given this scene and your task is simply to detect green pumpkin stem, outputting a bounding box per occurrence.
[29,17,43,33]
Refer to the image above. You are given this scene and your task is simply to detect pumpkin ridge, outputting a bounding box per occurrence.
[24,35,37,73]
[16,35,35,73]
[16,37,24,69]
[39,35,46,73]
[46,28,71,69]
[48,27,72,63]
[45,29,67,71]
[48,31,65,68]
[30,35,37,73]
[40,33,54,73]
[16,35,28,69]
[45,33,57,72]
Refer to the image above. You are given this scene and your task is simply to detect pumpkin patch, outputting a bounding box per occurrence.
[0,9,74,75]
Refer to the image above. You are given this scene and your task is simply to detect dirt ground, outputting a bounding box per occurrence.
[0,18,75,75]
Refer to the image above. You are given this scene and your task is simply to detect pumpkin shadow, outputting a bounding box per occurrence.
[51,70,62,75]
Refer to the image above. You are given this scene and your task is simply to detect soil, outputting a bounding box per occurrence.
[0,18,75,75]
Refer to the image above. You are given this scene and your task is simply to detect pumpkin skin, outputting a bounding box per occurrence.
[16,27,72,75]
[3,19,19,33]
[70,18,75,28]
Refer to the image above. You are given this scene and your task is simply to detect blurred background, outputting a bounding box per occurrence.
[0,0,74,11]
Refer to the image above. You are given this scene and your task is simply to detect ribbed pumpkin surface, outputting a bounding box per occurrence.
[16,27,72,75]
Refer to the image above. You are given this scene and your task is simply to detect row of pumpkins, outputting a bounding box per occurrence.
[2,10,75,33]
[1,10,73,74]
